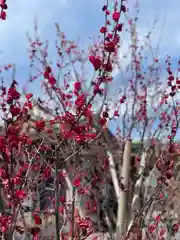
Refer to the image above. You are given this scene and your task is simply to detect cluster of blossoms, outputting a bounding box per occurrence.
[0,76,38,234]
[148,213,180,239]
[0,0,7,20]
[34,1,126,146]
[166,58,180,97]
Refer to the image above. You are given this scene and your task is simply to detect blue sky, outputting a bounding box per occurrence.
[0,0,179,82]
[1,0,180,80]
[0,0,180,139]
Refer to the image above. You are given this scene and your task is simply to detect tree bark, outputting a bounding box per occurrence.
[116,140,132,239]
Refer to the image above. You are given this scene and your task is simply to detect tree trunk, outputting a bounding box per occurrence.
[116,140,132,239]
